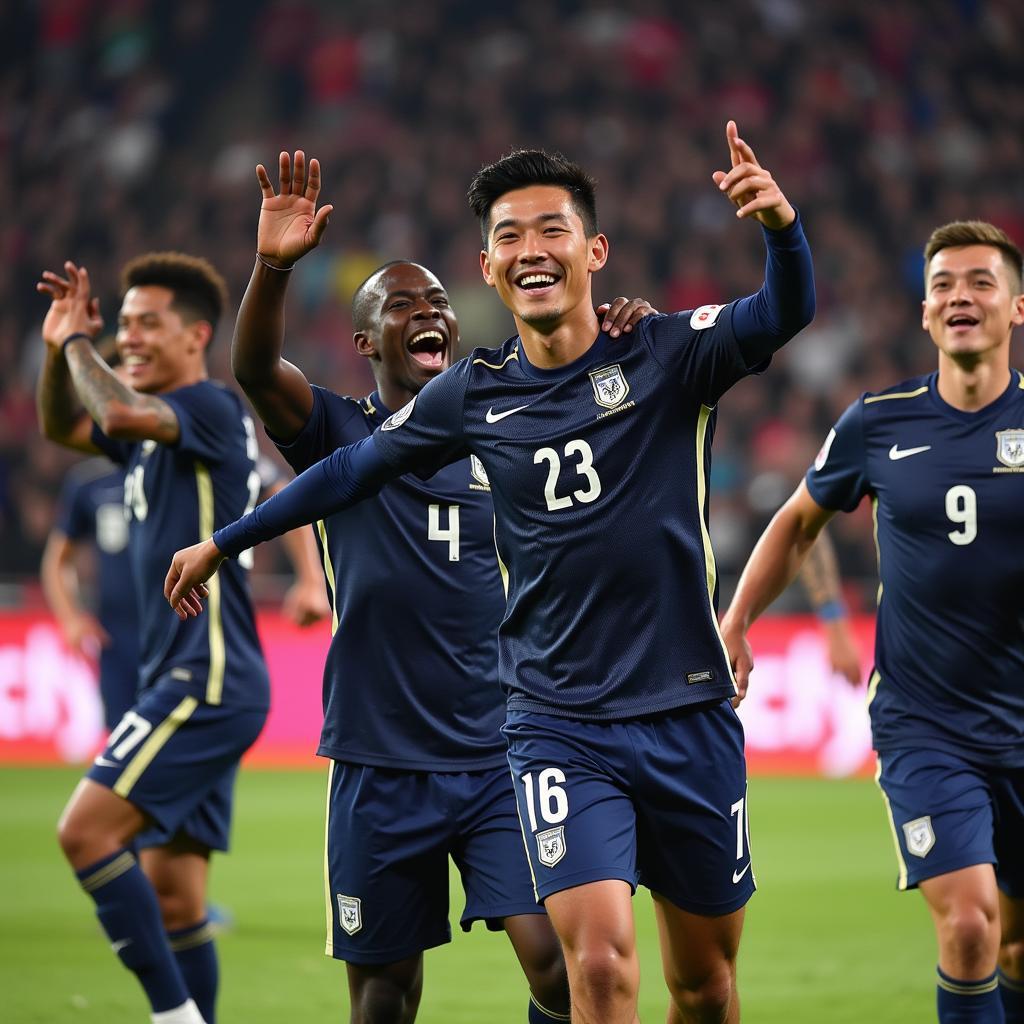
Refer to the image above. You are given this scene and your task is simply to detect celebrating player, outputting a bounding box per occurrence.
[227,148,652,1024]
[166,121,814,1023]
[37,254,273,1024]
[720,220,1024,1023]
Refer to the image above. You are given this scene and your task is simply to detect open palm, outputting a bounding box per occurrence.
[256,150,334,267]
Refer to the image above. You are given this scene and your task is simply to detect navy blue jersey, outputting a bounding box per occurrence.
[92,380,268,710]
[55,459,139,662]
[273,387,506,771]
[374,308,765,720]
[806,371,1024,767]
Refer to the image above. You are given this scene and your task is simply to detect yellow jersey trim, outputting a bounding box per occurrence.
[874,755,909,891]
[316,519,340,635]
[195,462,225,704]
[507,755,540,902]
[473,347,519,370]
[871,497,883,606]
[938,975,999,995]
[695,405,736,692]
[493,517,509,598]
[863,386,928,405]
[113,696,199,798]
[80,850,136,892]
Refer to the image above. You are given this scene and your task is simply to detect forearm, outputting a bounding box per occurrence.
[797,528,845,613]
[40,537,82,624]
[732,214,815,364]
[233,261,292,384]
[214,435,395,557]
[37,346,86,442]
[63,336,176,437]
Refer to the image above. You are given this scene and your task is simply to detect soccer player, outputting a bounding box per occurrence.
[719,220,1024,1023]
[226,149,652,1024]
[37,253,274,1024]
[42,442,330,732]
[166,121,814,1023]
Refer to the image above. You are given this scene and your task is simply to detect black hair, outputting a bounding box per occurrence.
[467,149,598,244]
[351,259,419,331]
[120,251,228,333]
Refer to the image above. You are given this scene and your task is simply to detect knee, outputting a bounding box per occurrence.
[666,960,735,1023]
[147,878,203,932]
[351,976,418,1024]
[939,904,999,964]
[57,807,104,867]
[1001,938,1024,977]
[568,942,638,1005]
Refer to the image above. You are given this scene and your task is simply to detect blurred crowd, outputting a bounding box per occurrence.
[3,0,1023,608]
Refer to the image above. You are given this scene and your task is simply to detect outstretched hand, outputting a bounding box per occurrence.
[164,539,224,621]
[255,150,334,269]
[37,261,103,349]
[712,121,795,231]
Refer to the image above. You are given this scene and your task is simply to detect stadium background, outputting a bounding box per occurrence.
[1,1,1021,1020]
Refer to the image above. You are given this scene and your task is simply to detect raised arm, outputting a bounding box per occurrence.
[37,262,182,446]
[719,480,836,703]
[232,151,333,441]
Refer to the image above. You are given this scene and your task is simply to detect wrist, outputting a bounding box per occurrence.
[815,599,847,623]
[255,252,294,272]
[61,332,93,354]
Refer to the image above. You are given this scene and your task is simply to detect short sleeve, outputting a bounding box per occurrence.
[372,359,471,476]
[162,383,241,463]
[54,472,92,540]
[805,399,870,513]
[641,305,755,407]
[269,386,365,474]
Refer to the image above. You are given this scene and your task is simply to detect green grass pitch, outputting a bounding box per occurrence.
[0,768,935,1022]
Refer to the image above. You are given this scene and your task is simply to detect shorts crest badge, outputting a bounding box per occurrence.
[336,894,362,935]
[589,364,629,409]
[996,430,1024,468]
[536,826,566,867]
[902,816,935,858]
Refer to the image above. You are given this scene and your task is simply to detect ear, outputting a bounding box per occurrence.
[921,299,929,332]
[480,249,496,288]
[189,320,213,354]
[588,234,609,273]
[353,331,377,359]
[1012,292,1024,329]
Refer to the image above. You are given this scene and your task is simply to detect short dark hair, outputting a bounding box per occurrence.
[924,221,1023,291]
[120,252,228,331]
[351,259,418,332]
[467,149,598,244]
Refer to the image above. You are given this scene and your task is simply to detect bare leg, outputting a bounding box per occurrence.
[921,865,1001,980]
[346,955,424,1024]
[504,912,571,1018]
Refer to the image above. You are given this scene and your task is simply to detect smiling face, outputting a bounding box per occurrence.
[116,285,209,393]
[354,263,458,407]
[922,244,1024,364]
[479,185,608,331]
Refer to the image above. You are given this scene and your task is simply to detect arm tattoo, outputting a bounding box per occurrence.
[64,338,177,433]
[798,528,842,609]
[37,347,86,438]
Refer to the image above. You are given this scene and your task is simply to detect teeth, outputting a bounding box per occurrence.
[518,274,557,287]
[124,356,147,366]
[410,330,444,344]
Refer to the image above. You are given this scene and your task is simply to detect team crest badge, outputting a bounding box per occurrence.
[536,826,566,867]
[589,364,629,409]
[902,816,935,858]
[382,397,416,431]
[470,454,490,488]
[336,894,362,935]
[996,430,1024,468]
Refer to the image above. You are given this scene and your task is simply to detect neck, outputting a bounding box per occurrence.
[156,366,208,393]
[376,379,417,413]
[936,351,1011,411]
[516,304,601,370]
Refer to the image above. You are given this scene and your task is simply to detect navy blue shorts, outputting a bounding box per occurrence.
[503,701,755,915]
[324,761,543,965]
[876,748,1024,896]
[87,677,266,852]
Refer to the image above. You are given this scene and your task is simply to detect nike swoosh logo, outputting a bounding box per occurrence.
[732,862,752,884]
[888,444,931,461]
[111,938,133,953]
[93,756,120,769]
[486,404,531,423]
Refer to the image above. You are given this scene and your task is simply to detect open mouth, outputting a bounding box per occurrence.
[514,272,560,296]
[407,329,447,369]
[122,354,151,373]
[947,314,979,330]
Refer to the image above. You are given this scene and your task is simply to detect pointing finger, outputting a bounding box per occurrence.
[726,120,741,168]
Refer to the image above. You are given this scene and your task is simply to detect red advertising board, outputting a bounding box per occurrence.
[0,611,877,775]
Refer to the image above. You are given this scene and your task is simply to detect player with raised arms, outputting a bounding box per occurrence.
[166,121,815,1023]
[720,220,1024,1023]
